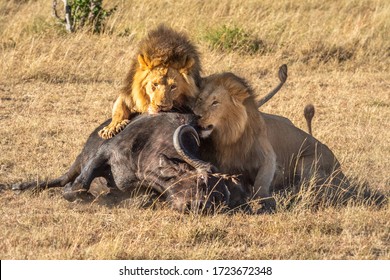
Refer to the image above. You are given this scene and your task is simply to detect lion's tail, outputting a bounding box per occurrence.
[304,104,315,136]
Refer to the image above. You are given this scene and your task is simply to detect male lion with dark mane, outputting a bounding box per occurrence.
[99,25,201,139]
[194,73,277,212]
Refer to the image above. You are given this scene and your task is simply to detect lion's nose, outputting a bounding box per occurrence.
[194,114,202,120]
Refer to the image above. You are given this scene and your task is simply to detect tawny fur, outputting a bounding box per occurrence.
[99,25,202,139]
[196,73,355,206]
[194,73,277,212]
[261,112,357,206]
[195,73,360,209]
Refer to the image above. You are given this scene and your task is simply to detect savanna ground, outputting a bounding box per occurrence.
[0,0,389,260]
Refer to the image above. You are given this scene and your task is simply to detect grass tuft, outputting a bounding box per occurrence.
[203,25,266,55]
[300,42,355,64]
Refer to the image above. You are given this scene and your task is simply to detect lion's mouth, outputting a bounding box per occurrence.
[148,107,159,114]
[157,105,173,112]
[148,105,172,114]
[199,124,214,138]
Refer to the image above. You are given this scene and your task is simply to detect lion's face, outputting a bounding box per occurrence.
[133,54,199,114]
[193,73,250,142]
[193,83,228,138]
[143,67,192,114]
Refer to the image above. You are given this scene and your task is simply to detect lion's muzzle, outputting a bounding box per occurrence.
[199,124,214,138]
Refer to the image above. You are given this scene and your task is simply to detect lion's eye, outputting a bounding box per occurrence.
[170,84,177,90]
[151,82,159,91]
[212,100,219,106]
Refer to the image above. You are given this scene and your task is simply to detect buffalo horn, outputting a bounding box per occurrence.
[173,125,216,172]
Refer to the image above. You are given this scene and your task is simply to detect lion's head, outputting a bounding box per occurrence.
[193,72,258,144]
[99,25,202,140]
[124,25,202,114]
[131,54,198,114]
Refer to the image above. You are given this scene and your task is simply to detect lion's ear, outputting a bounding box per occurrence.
[231,89,250,107]
[180,56,195,74]
[138,54,152,70]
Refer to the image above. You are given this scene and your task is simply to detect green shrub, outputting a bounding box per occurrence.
[70,0,116,33]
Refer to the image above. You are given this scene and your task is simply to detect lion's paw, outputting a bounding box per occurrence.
[98,119,130,139]
[114,119,130,133]
[98,127,114,139]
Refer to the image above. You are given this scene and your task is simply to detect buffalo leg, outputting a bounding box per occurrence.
[12,155,83,192]
[63,153,108,202]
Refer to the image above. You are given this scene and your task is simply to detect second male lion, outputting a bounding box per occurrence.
[194,73,277,212]
[194,72,356,209]
[99,25,201,139]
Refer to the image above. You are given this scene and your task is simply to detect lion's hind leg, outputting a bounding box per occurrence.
[295,157,355,206]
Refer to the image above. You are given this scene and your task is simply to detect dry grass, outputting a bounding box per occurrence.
[0,0,389,259]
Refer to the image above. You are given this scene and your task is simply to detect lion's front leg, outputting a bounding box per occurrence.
[252,146,277,213]
[99,95,131,139]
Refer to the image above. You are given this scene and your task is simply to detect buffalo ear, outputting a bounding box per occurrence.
[138,54,152,70]
[159,154,170,168]
[180,56,195,74]
[158,155,175,177]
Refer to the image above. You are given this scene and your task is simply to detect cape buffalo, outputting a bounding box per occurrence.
[13,112,246,213]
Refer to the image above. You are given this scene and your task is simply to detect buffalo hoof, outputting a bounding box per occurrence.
[11,182,32,191]
[11,183,23,191]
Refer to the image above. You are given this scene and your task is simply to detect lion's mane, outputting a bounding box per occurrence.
[122,24,202,112]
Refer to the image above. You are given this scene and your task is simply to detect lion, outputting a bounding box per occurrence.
[194,72,357,209]
[193,72,277,212]
[99,24,202,139]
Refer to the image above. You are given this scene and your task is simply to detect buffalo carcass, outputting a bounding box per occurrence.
[13,112,245,213]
